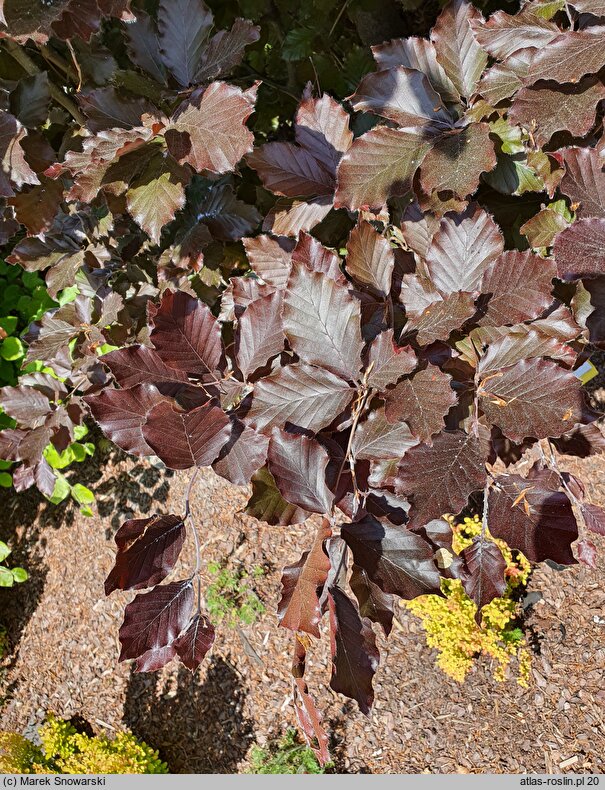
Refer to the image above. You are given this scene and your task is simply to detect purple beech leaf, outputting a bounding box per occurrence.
[328,586,379,716]
[576,539,597,568]
[384,366,457,444]
[488,470,578,564]
[425,206,504,295]
[149,290,223,378]
[189,182,261,242]
[372,36,460,105]
[105,514,186,594]
[552,423,605,458]
[101,345,189,392]
[351,408,419,461]
[0,113,39,197]
[524,29,605,85]
[166,81,257,174]
[245,362,354,434]
[84,383,169,457]
[212,420,269,486]
[173,614,215,670]
[292,637,330,765]
[431,0,488,99]
[125,10,167,84]
[349,565,394,636]
[283,264,364,381]
[571,0,605,12]
[419,124,497,198]
[394,430,488,529]
[126,153,188,243]
[399,202,439,260]
[405,291,478,345]
[470,7,560,60]
[341,516,442,599]
[365,329,417,392]
[294,92,353,175]
[263,196,333,238]
[235,290,285,380]
[245,466,310,526]
[194,19,261,83]
[478,358,585,442]
[278,520,331,637]
[554,218,605,280]
[461,535,507,622]
[157,0,214,86]
[292,232,344,284]
[0,385,49,428]
[335,126,431,212]
[349,67,453,129]
[78,88,158,134]
[558,147,605,219]
[509,79,605,147]
[267,428,334,513]
[581,503,605,536]
[521,208,571,249]
[119,580,194,661]
[243,235,293,289]
[134,645,178,673]
[345,220,395,296]
[143,400,231,470]
[479,250,556,326]
[247,142,334,199]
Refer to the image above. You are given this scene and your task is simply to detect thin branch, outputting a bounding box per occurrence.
[184,466,203,612]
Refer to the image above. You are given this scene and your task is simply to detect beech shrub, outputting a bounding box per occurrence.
[1,0,605,763]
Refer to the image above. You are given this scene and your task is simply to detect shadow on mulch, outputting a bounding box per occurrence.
[0,436,174,672]
[122,658,254,773]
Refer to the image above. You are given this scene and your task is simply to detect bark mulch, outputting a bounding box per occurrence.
[0,448,604,774]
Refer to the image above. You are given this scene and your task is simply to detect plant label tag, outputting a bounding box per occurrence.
[573,360,598,385]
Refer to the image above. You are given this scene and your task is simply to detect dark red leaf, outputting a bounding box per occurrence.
[405,291,478,345]
[157,0,213,86]
[431,0,488,99]
[174,614,215,670]
[243,234,292,289]
[479,358,584,442]
[85,383,168,457]
[245,363,354,434]
[524,30,605,86]
[235,290,284,380]
[488,471,578,564]
[349,564,394,636]
[365,329,417,392]
[212,420,269,486]
[149,290,223,379]
[268,428,334,513]
[105,514,186,594]
[292,232,344,284]
[283,264,363,381]
[471,7,559,60]
[558,147,605,220]
[581,503,605,536]
[328,586,379,716]
[143,400,231,470]
[554,218,605,280]
[245,466,310,526]
[384,366,457,444]
[351,407,419,460]
[342,516,442,599]
[394,430,488,529]
[576,539,597,568]
[345,220,395,296]
[461,534,507,621]
[419,124,496,198]
[278,520,331,637]
[119,580,194,661]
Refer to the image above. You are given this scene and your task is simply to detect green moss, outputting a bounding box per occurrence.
[206,562,265,627]
[248,730,327,774]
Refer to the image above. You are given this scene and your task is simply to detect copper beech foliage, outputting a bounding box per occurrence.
[2,0,605,762]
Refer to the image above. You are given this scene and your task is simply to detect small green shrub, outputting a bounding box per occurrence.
[0,540,27,588]
[206,562,265,627]
[0,715,167,774]
[248,730,327,774]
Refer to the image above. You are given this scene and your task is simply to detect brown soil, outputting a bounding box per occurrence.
[0,447,604,774]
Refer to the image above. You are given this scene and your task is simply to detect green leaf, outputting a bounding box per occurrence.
[44,445,75,470]
[73,424,89,441]
[0,472,12,487]
[0,336,24,361]
[71,483,95,506]
[0,316,18,335]
[48,475,70,504]
[282,28,316,61]
[80,505,94,518]
[0,566,14,587]
[0,541,11,562]
[11,567,28,583]
[57,286,79,306]
[0,459,13,470]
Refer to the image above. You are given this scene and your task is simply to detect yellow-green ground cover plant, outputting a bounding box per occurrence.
[1,0,605,765]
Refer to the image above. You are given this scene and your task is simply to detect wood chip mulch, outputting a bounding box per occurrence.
[0,449,604,774]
